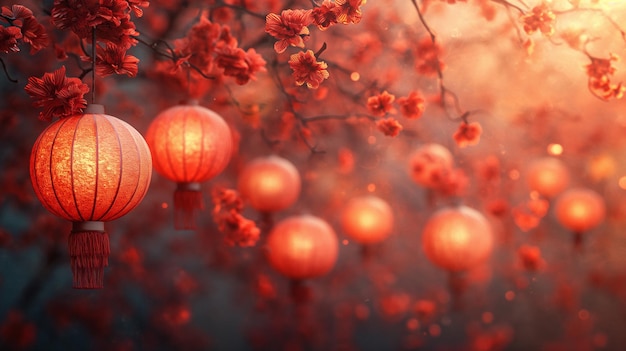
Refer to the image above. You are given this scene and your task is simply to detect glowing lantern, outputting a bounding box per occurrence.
[266,215,338,280]
[554,188,606,234]
[422,206,494,272]
[30,104,152,289]
[341,195,393,244]
[408,143,454,188]
[145,102,233,229]
[237,155,301,213]
[526,157,570,198]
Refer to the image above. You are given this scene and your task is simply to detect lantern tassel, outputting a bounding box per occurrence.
[174,182,204,230]
[68,222,109,289]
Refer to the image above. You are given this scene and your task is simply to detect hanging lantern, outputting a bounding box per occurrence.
[554,188,606,234]
[408,143,454,188]
[526,157,570,198]
[422,206,494,272]
[341,195,393,245]
[266,215,338,280]
[237,155,301,213]
[30,104,152,289]
[145,102,233,229]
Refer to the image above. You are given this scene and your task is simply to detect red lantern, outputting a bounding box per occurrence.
[408,143,454,188]
[266,215,338,280]
[237,155,301,213]
[422,206,494,272]
[341,195,393,244]
[554,188,606,234]
[526,157,570,198]
[145,102,233,229]
[30,104,152,289]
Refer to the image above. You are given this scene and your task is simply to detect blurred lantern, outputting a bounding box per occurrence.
[237,155,301,213]
[422,206,494,272]
[554,188,606,246]
[526,157,570,198]
[266,215,338,280]
[30,104,152,289]
[341,195,394,244]
[408,143,454,188]
[145,101,233,229]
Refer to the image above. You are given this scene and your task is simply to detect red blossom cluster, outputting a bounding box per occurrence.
[165,15,267,86]
[585,53,625,100]
[24,66,89,121]
[0,5,48,54]
[54,0,143,80]
[364,90,428,137]
[453,121,483,148]
[415,38,445,77]
[51,0,145,49]
[520,3,556,36]
[512,196,549,232]
[265,0,366,89]
[211,187,261,247]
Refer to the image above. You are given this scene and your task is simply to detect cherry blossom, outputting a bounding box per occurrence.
[288,50,329,89]
[397,91,425,119]
[265,9,313,53]
[367,90,395,117]
[453,121,482,147]
[376,117,403,137]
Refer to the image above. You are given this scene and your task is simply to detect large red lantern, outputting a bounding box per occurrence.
[237,155,301,213]
[408,143,454,188]
[554,188,606,234]
[526,157,570,198]
[145,102,233,229]
[341,195,393,244]
[266,215,338,280]
[30,104,152,289]
[422,206,494,272]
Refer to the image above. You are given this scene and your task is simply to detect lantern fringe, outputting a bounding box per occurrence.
[174,189,204,230]
[68,231,110,289]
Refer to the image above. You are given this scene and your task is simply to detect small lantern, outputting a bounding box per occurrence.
[265,215,338,280]
[526,157,570,198]
[145,102,233,229]
[408,143,454,188]
[554,187,605,243]
[30,104,152,289]
[422,206,494,272]
[341,195,393,244]
[237,155,301,213]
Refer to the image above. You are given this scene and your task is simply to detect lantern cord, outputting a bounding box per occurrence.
[91,26,96,104]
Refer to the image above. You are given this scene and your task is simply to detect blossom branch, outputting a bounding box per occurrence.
[410,0,470,121]
[210,0,266,20]
[136,36,217,80]
[490,0,526,14]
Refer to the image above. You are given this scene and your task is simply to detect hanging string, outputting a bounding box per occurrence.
[91,26,96,104]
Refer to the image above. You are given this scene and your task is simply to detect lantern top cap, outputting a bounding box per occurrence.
[84,104,105,114]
